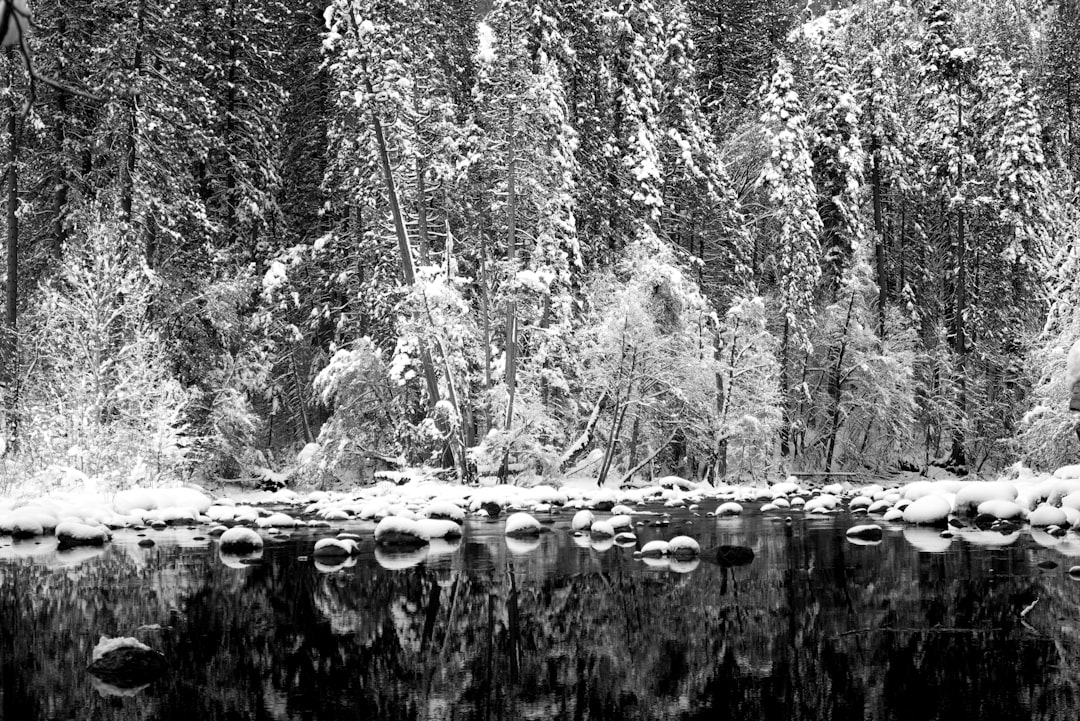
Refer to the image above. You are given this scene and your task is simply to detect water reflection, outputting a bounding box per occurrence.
[0,511,1079,720]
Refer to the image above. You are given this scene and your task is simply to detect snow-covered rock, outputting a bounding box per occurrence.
[205,505,237,523]
[882,507,905,522]
[667,536,700,559]
[976,499,1025,520]
[56,521,110,547]
[590,489,618,511]
[415,518,463,540]
[313,538,359,557]
[954,481,1018,515]
[87,635,167,691]
[504,512,542,537]
[770,480,801,497]
[848,496,873,510]
[902,495,951,526]
[715,502,743,516]
[1029,504,1068,528]
[901,481,941,501]
[375,517,430,545]
[571,510,595,531]
[1054,464,1080,480]
[867,499,893,514]
[422,502,465,524]
[218,527,263,552]
[261,512,297,528]
[845,524,883,541]
[639,540,670,557]
[589,520,615,539]
[608,514,634,532]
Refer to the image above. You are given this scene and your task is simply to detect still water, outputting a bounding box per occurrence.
[2,504,1080,721]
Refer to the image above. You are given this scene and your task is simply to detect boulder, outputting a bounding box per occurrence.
[56,521,110,548]
[87,637,167,690]
[218,527,263,553]
[845,524,884,541]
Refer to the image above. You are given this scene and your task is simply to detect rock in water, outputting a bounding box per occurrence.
[56,521,110,548]
[374,517,431,546]
[87,638,167,689]
[218,527,263,553]
[845,524,884,541]
[504,512,542,538]
[668,536,701,560]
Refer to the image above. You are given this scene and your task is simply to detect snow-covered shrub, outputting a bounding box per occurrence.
[15,219,193,485]
[570,235,722,483]
[309,339,405,482]
[791,259,918,473]
[716,296,782,480]
[1017,327,1080,471]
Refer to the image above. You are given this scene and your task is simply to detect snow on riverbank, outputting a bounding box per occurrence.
[7,464,1080,563]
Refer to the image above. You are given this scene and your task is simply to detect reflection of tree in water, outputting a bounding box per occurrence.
[4,522,1080,720]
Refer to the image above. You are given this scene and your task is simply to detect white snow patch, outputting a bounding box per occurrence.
[476,22,496,64]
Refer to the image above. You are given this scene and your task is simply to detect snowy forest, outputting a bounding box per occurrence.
[0,0,1077,490]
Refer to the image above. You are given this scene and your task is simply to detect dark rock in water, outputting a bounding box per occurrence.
[1038,560,1059,570]
[948,518,964,529]
[481,502,502,519]
[994,520,1021,534]
[973,513,997,529]
[150,521,167,531]
[137,539,155,548]
[592,500,615,512]
[713,545,755,568]
[88,648,167,688]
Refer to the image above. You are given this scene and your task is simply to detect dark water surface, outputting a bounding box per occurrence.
[3,505,1080,721]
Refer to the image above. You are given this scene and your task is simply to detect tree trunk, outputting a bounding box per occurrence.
[3,51,18,450]
[415,159,431,264]
[120,0,143,225]
[618,427,678,487]
[871,138,887,339]
[224,0,239,249]
[50,17,67,258]
[779,317,790,457]
[824,290,857,471]
[948,79,968,472]
[499,86,519,479]
[363,68,441,408]
[558,390,607,472]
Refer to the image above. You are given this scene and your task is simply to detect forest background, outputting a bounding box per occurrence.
[0,0,1077,491]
